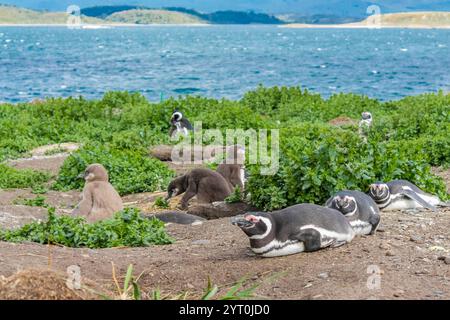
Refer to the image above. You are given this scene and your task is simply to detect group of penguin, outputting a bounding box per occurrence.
[169,110,449,258]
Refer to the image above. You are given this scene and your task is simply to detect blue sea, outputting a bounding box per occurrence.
[0,25,449,103]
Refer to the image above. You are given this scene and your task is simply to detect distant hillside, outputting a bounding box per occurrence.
[105,9,206,24]
[284,11,450,28]
[0,4,104,24]
[365,11,450,27]
[81,5,284,24]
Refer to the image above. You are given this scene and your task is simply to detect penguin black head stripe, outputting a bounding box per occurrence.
[171,110,183,123]
[369,182,390,202]
[361,112,372,121]
[326,190,380,236]
[231,213,271,239]
[330,195,357,216]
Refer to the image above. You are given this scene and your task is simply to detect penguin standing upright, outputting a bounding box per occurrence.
[231,204,355,258]
[358,111,372,142]
[368,180,449,211]
[169,109,193,138]
[325,190,380,235]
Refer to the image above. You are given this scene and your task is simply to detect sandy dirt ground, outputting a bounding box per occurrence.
[0,154,449,300]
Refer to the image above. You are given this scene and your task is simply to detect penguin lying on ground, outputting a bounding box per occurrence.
[231,204,355,258]
[325,190,380,235]
[368,180,449,212]
[169,109,193,138]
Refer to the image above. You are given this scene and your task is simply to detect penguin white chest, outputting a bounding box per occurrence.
[252,240,305,258]
[253,241,305,258]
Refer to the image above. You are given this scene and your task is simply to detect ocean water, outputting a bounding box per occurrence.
[0,25,449,103]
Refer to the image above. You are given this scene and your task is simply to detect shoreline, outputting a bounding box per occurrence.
[0,23,211,28]
[1,23,449,29]
[282,23,450,29]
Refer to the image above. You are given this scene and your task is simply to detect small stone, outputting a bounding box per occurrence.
[376,226,386,232]
[410,236,423,243]
[445,257,450,265]
[304,283,313,288]
[437,256,446,261]
[386,251,395,257]
[318,272,329,279]
[393,290,405,297]
[379,243,391,250]
[191,240,210,245]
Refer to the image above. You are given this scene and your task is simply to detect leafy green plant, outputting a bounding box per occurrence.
[53,144,174,195]
[225,186,244,204]
[0,207,174,248]
[0,164,51,189]
[13,195,47,207]
[31,184,48,194]
[153,197,170,209]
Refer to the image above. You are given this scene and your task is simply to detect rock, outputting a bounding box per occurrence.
[191,240,210,246]
[386,251,395,257]
[393,289,405,297]
[318,272,329,279]
[188,202,256,220]
[410,236,423,243]
[0,206,48,230]
[379,242,391,250]
[149,145,226,162]
[445,257,450,265]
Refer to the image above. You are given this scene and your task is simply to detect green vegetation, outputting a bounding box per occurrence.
[106,9,206,25]
[0,164,51,189]
[13,195,47,207]
[53,144,174,196]
[153,197,170,209]
[0,4,282,25]
[225,186,244,204]
[0,208,174,248]
[0,87,448,211]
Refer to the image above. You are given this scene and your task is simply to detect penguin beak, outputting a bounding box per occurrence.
[231,215,253,228]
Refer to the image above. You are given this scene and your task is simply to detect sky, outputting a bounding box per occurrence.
[1,0,450,15]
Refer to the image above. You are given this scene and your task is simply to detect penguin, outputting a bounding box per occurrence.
[169,109,193,138]
[359,112,373,129]
[152,211,206,226]
[231,204,355,258]
[325,190,381,235]
[368,180,449,212]
[217,145,246,190]
[165,168,232,210]
[358,111,373,142]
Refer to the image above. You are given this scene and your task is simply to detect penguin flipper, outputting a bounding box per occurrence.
[401,190,437,211]
[292,229,322,252]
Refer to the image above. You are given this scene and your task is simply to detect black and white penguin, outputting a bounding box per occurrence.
[325,190,380,236]
[368,180,449,212]
[359,112,373,129]
[231,204,355,258]
[169,109,193,138]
